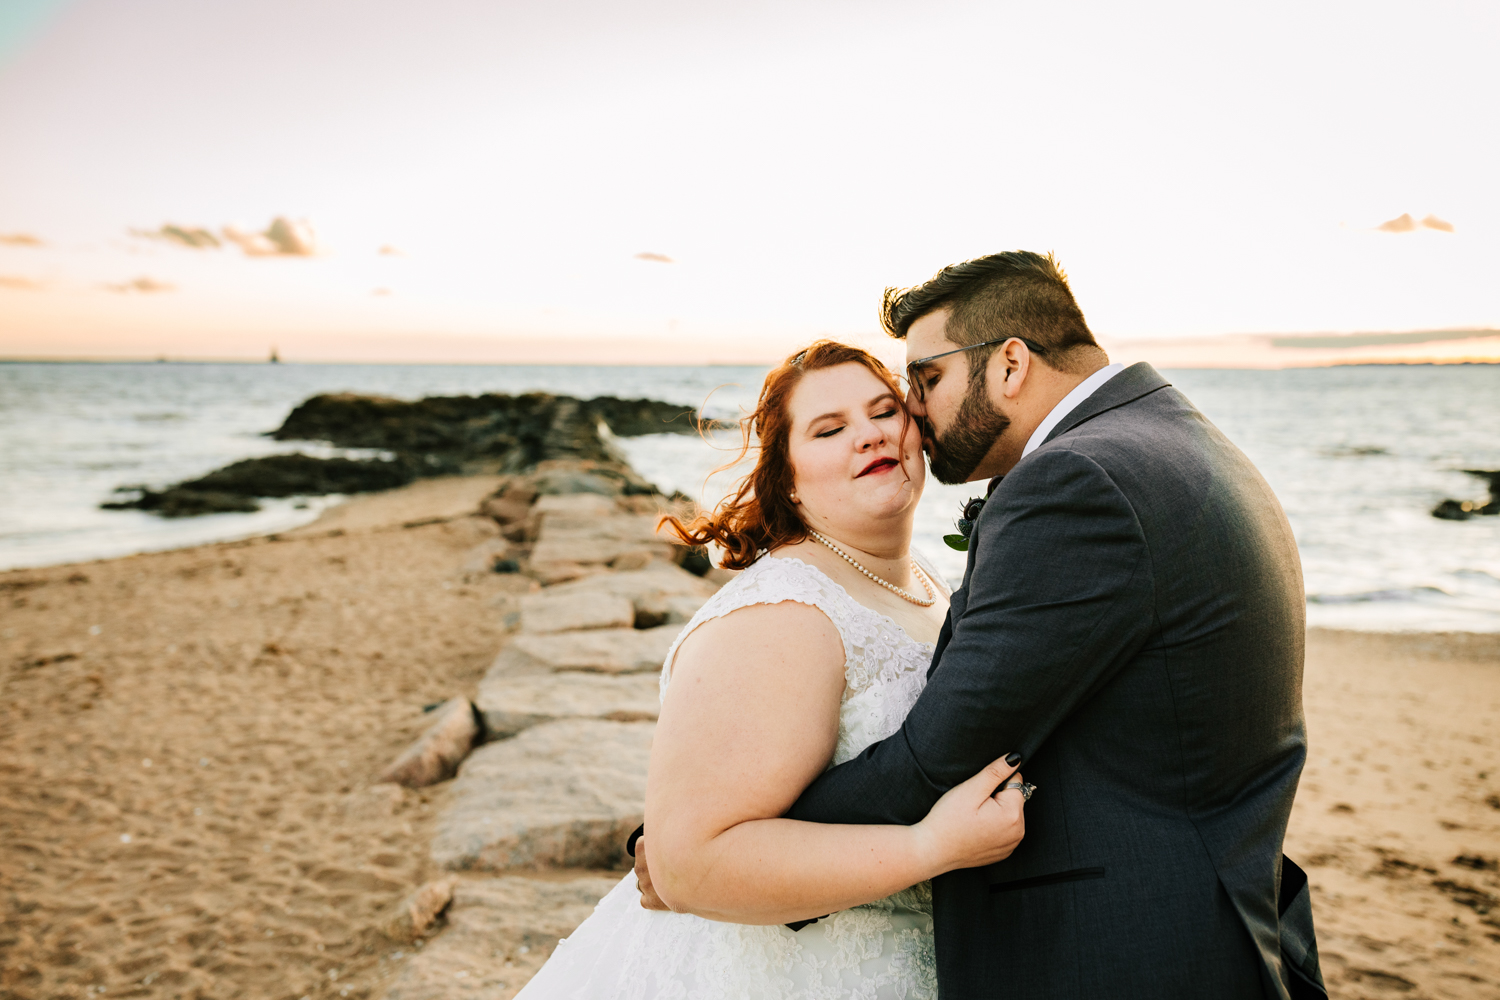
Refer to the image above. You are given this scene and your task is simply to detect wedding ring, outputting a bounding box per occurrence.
[997,780,1036,802]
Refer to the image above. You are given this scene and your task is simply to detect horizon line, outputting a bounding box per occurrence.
[3,356,1498,371]
[3,325,1498,368]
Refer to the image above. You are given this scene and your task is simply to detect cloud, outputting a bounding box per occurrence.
[1375,212,1455,234]
[222,217,321,257]
[372,287,392,296]
[103,276,175,294]
[377,245,405,256]
[634,251,674,263]
[0,275,43,290]
[131,224,221,249]
[0,233,44,247]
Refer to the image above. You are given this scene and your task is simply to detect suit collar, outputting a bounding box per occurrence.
[1040,361,1171,448]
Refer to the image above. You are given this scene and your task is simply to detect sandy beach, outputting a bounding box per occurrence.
[2,476,1498,1000]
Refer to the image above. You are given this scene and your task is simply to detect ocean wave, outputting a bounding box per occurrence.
[1307,586,1451,605]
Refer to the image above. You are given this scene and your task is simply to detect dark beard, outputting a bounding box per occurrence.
[926,373,1010,485]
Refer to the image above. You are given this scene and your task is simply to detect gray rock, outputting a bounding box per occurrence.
[487,625,681,677]
[542,561,716,603]
[530,511,676,568]
[432,719,654,871]
[632,593,709,629]
[608,549,657,571]
[476,672,660,738]
[380,877,458,943]
[533,493,618,519]
[539,561,714,627]
[526,561,604,585]
[379,875,620,1000]
[518,591,635,634]
[376,698,481,788]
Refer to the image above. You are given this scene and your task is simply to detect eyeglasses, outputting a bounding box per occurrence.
[905,337,1048,402]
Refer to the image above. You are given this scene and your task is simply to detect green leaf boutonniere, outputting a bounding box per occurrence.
[944,496,987,552]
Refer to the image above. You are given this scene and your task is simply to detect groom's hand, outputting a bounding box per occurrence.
[635,839,671,911]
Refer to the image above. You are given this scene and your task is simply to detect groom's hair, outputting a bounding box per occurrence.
[880,251,1102,375]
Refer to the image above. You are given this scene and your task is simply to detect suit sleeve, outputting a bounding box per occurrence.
[786,447,1155,826]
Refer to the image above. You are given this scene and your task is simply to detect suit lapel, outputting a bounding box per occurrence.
[1040,362,1171,449]
[929,493,981,678]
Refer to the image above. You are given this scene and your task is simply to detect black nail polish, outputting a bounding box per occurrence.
[1005,752,1023,766]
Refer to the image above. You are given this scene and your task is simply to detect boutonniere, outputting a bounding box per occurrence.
[944,496,987,551]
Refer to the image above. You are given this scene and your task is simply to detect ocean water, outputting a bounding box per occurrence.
[2,361,1498,633]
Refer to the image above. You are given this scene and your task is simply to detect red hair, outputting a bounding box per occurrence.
[661,340,907,570]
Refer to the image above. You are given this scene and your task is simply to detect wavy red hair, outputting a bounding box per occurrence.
[661,340,908,570]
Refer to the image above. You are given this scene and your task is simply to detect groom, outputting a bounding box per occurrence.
[643,251,1324,998]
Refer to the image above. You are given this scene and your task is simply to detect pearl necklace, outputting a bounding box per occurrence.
[809,530,936,607]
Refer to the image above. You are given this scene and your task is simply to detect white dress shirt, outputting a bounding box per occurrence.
[1019,363,1126,461]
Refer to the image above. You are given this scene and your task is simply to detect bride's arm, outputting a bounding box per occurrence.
[644,601,1023,926]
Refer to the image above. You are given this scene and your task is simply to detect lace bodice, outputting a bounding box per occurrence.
[661,555,937,770]
[661,554,938,920]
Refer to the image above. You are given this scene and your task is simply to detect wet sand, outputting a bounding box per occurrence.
[1,477,1498,999]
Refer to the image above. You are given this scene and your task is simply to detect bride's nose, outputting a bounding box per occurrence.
[853,417,885,451]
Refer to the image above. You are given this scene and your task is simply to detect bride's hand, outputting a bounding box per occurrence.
[912,754,1030,876]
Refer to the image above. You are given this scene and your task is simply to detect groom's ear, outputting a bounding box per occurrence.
[996,339,1031,397]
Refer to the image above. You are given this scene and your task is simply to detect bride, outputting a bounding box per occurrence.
[515,341,1030,998]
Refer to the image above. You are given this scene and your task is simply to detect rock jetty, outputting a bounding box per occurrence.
[104,390,706,516]
[361,454,733,995]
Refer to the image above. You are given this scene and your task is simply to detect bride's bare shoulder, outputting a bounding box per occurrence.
[673,598,843,671]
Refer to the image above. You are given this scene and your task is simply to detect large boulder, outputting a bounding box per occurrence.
[272,392,608,472]
[378,875,620,1000]
[376,698,482,788]
[103,453,415,515]
[487,626,681,677]
[518,592,636,634]
[476,672,660,738]
[532,493,619,519]
[273,393,699,468]
[583,395,706,436]
[104,390,696,517]
[529,510,678,571]
[380,877,458,943]
[180,453,415,496]
[540,561,716,628]
[101,487,262,517]
[1432,470,1500,520]
[432,719,654,871]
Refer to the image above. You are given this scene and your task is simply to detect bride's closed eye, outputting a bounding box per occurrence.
[815,424,845,439]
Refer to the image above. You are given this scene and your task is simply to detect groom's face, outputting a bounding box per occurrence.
[905,309,1012,485]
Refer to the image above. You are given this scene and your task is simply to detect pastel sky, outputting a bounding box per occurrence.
[0,0,1496,364]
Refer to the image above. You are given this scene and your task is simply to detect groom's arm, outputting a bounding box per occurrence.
[786,447,1155,826]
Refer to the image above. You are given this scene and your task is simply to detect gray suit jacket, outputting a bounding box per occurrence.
[786,363,1324,998]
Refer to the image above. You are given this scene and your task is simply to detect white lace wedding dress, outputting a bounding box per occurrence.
[514,554,942,999]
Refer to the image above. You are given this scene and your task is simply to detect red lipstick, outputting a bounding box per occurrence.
[857,457,900,478]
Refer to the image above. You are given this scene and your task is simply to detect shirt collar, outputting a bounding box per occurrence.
[1019,363,1126,462]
